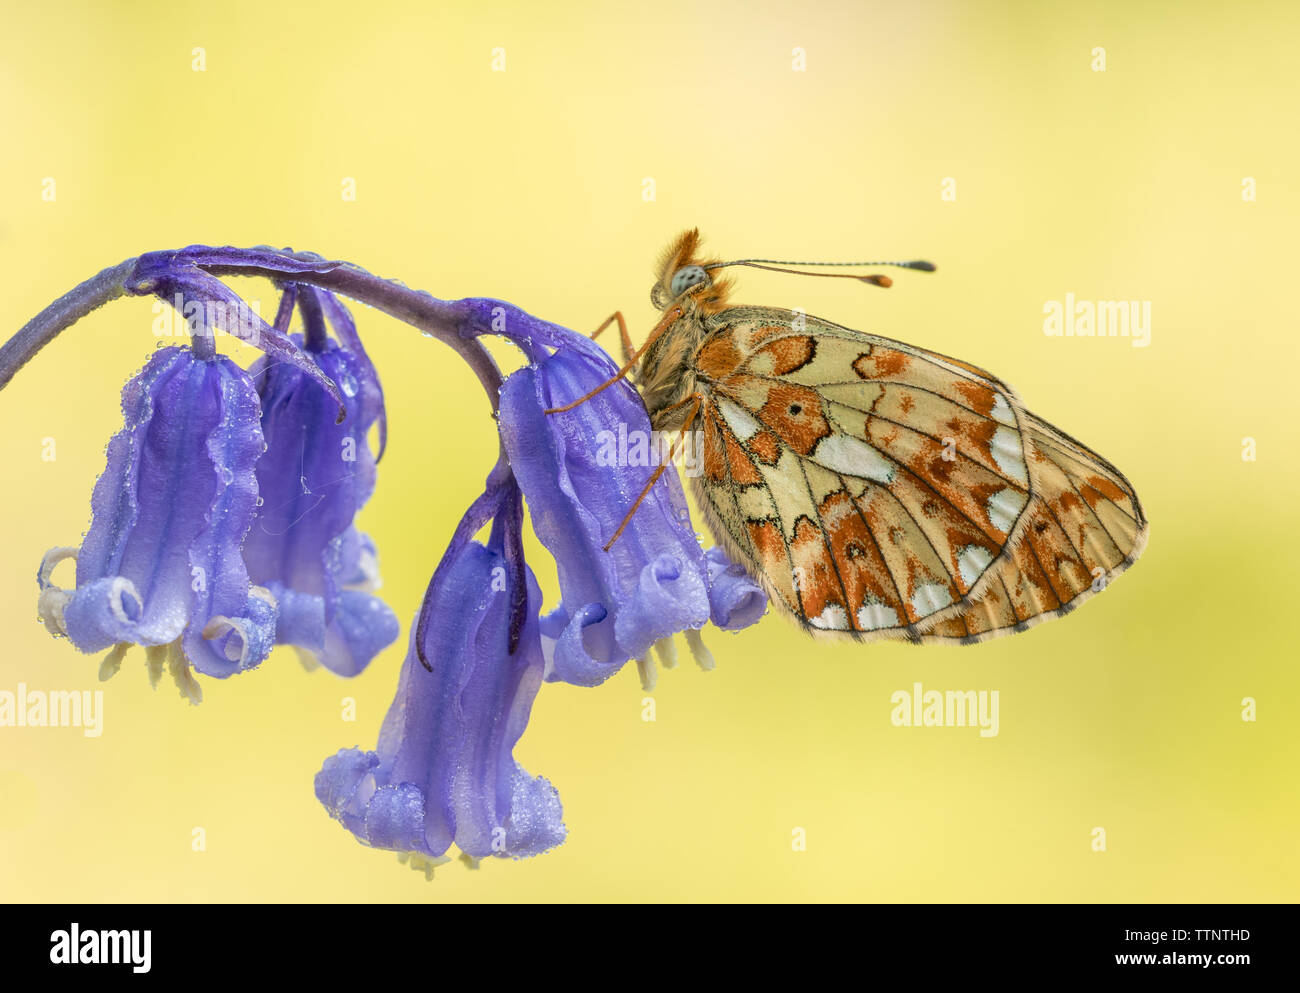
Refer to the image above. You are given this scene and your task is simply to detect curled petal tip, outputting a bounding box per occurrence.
[704,546,768,630]
[36,546,79,638]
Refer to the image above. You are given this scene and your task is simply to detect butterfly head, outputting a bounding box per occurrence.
[651,228,734,315]
[650,228,937,314]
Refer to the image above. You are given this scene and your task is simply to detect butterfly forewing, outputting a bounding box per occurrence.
[690,307,1048,640]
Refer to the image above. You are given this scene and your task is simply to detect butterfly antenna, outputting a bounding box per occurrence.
[706,257,936,289]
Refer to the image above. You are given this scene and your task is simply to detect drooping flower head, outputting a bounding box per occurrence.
[37,345,275,701]
[243,285,397,677]
[316,472,565,872]
[314,298,768,870]
[468,299,767,689]
[12,245,766,871]
[35,251,399,701]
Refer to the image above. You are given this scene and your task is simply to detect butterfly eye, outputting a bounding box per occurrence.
[669,265,710,297]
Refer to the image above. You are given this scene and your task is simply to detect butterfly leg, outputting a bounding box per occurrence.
[602,394,702,551]
[545,305,684,415]
[590,311,636,366]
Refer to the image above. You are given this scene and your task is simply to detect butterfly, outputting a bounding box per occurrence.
[554,229,1149,644]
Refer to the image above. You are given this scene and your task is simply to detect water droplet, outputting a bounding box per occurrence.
[220,467,234,484]
[339,371,358,397]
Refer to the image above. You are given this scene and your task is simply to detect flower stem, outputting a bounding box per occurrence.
[0,258,136,391]
[296,287,331,353]
[200,261,507,411]
[0,250,507,411]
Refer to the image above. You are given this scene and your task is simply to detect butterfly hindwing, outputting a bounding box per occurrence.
[690,307,1043,641]
[916,411,1149,642]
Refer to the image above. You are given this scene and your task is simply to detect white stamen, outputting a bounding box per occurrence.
[292,646,322,672]
[636,656,658,692]
[397,851,450,881]
[99,642,129,682]
[167,640,203,705]
[144,644,168,689]
[684,628,715,671]
[653,636,678,670]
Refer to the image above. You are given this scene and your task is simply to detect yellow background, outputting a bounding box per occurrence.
[1,0,1296,902]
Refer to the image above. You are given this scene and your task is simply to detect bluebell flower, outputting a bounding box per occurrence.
[478,301,768,689]
[242,287,398,677]
[35,273,399,700]
[37,346,275,702]
[315,486,565,872]
[10,245,769,870]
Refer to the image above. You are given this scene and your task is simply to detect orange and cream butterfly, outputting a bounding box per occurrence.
[554,230,1149,644]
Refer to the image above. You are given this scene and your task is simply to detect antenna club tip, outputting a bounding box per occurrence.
[875,275,893,288]
[909,260,937,272]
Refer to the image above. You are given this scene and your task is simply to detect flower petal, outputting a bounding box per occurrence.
[270,582,399,678]
[61,347,275,676]
[243,341,377,607]
[704,545,768,630]
[498,346,710,685]
[316,526,565,862]
[613,553,710,661]
[242,323,396,677]
[545,601,616,688]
